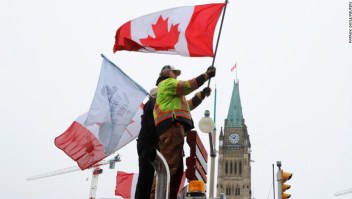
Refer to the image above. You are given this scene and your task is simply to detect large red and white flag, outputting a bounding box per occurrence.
[113,3,225,57]
[55,55,148,170]
[115,171,186,198]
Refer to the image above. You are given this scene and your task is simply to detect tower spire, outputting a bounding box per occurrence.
[226,80,243,128]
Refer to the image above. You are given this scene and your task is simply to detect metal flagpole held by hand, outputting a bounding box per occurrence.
[207,0,229,87]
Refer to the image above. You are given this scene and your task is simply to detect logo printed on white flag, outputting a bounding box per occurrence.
[85,56,148,155]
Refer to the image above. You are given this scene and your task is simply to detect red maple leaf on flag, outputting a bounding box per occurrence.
[140,16,180,51]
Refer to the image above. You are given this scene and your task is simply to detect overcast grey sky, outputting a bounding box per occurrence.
[1,0,351,198]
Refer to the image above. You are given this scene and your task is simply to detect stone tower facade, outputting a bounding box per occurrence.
[216,81,252,199]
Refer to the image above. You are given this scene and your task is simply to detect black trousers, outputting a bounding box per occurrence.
[135,145,155,199]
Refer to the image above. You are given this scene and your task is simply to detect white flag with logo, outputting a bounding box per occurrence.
[55,55,147,170]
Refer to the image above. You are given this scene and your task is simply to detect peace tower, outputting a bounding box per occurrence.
[216,80,252,199]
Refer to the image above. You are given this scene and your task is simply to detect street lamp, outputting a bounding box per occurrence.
[199,110,214,133]
[198,110,216,198]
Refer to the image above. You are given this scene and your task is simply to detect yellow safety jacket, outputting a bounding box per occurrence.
[153,73,209,135]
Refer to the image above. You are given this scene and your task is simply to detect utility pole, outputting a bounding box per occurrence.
[272,164,276,199]
[276,161,282,199]
[276,161,292,199]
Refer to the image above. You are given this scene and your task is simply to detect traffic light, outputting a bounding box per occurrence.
[276,161,293,199]
[281,170,292,199]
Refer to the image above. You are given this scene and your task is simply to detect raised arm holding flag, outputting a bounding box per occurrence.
[150,65,215,199]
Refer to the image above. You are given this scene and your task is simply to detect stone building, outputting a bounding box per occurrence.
[216,81,252,199]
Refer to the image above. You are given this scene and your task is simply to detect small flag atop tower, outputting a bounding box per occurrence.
[230,62,237,72]
[230,62,238,82]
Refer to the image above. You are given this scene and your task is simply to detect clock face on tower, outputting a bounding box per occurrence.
[228,133,240,144]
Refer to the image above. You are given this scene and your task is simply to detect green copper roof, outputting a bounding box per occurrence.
[226,80,243,128]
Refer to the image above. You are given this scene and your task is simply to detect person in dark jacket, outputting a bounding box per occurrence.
[135,87,158,199]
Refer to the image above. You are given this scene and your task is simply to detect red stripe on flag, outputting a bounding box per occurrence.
[113,21,144,52]
[186,3,225,57]
[54,121,105,170]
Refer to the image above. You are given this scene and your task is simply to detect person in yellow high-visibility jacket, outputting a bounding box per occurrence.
[150,65,215,199]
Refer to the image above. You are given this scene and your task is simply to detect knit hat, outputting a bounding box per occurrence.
[149,87,158,97]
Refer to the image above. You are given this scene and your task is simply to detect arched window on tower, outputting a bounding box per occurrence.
[225,161,228,174]
[230,161,233,174]
[239,161,242,175]
[235,185,241,195]
[234,161,237,174]
[226,185,231,195]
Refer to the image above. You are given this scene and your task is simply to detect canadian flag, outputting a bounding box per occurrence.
[113,3,225,57]
[231,62,237,72]
[115,171,186,198]
[55,55,147,170]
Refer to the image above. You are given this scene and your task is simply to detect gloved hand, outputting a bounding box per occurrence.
[201,87,212,98]
[206,66,216,78]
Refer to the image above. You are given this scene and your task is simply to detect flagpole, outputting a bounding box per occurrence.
[208,0,229,87]
[209,85,217,197]
[235,62,238,83]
